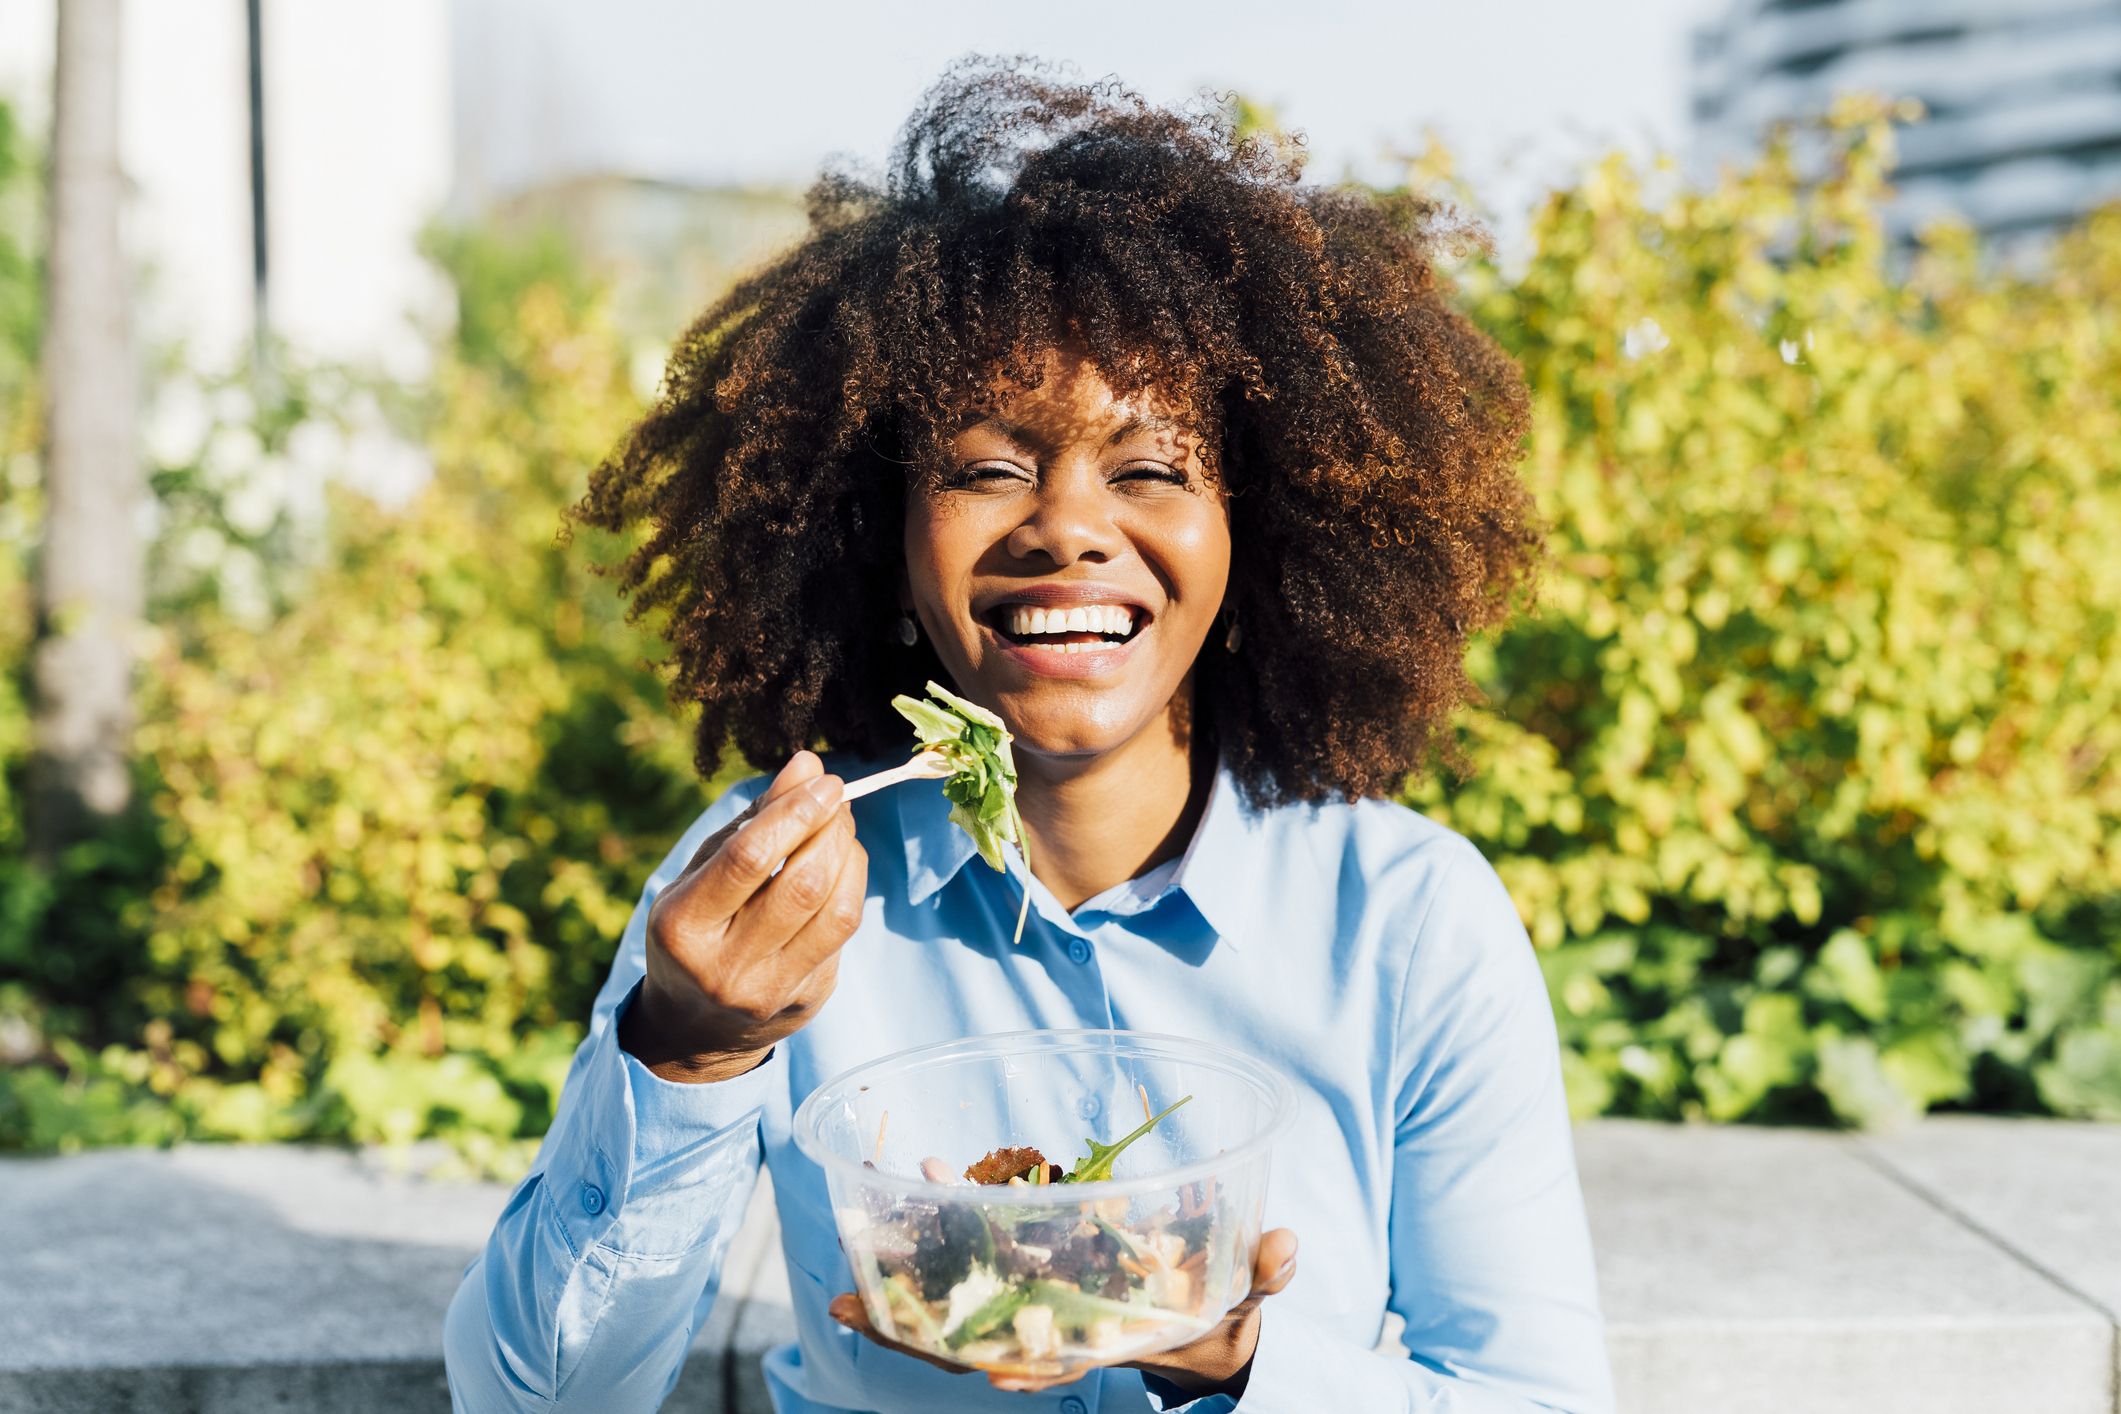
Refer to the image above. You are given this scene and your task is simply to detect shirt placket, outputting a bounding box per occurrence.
[1044,905,1117,1033]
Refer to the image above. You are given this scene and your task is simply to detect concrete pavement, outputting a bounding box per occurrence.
[1,1119,2114,1413]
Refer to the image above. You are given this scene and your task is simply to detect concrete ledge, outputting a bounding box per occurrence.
[1,1120,2115,1413]
[1585,1121,2117,1414]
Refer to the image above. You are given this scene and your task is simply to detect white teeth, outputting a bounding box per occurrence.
[1001,603,1140,639]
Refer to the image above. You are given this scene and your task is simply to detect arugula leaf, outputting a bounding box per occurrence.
[1061,1094,1193,1183]
[884,1274,946,1347]
[1018,1279,1190,1330]
[944,1278,1190,1350]
[942,1281,1033,1349]
[1090,1213,1142,1260]
[890,680,1032,944]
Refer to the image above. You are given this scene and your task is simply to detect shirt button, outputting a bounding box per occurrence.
[579,1183,606,1216]
[1066,938,1092,965]
[1060,1398,1088,1414]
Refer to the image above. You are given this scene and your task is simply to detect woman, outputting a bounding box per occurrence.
[445,59,1612,1414]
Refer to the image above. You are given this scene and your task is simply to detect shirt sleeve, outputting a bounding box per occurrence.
[1230,837,1615,1414]
[444,775,782,1412]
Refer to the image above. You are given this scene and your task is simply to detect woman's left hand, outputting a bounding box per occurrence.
[827,1227,1298,1397]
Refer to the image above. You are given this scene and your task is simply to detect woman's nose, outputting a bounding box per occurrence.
[1004,477,1122,566]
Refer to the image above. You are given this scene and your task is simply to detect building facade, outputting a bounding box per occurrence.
[1692,0,2121,244]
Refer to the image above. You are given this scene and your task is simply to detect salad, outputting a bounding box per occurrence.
[847,1091,1236,1375]
[846,680,1033,943]
[830,693,1258,1375]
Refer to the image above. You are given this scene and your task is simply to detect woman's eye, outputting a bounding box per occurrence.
[950,464,1029,487]
[1114,464,1187,486]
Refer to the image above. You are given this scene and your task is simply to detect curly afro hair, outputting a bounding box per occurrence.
[570,56,1539,808]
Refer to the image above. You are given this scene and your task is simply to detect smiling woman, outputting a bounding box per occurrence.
[445,55,1611,1414]
[566,58,1536,814]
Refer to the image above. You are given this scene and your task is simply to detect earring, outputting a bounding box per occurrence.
[1223,609,1243,653]
[895,612,919,646]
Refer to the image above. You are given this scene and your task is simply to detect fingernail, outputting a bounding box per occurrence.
[807,775,844,807]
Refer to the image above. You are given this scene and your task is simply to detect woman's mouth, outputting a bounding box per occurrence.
[978,601,1147,677]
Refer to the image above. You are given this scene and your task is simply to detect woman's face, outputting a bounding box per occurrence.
[903,344,1231,766]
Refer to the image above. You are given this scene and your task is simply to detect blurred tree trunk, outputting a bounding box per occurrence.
[29,0,140,860]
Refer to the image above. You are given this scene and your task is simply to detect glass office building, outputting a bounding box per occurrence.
[1691,0,2121,245]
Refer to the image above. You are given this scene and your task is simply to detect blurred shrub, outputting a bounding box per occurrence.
[2,221,738,1166]
[0,96,59,1109]
[2,98,2117,1159]
[1408,99,2121,1124]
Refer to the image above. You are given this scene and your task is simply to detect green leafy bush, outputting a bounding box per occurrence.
[1,100,2116,1162]
[1,224,740,1166]
[1407,100,2121,1124]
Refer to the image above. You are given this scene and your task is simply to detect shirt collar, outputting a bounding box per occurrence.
[1159,759,1266,949]
[895,752,1266,950]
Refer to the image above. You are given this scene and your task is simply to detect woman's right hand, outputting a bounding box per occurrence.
[618,750,867,1084]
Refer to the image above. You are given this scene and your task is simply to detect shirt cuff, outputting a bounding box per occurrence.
[538,980,780,1259]
[1140,1369,1238,1413]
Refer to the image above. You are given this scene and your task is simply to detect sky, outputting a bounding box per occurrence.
[452,0,1712,228]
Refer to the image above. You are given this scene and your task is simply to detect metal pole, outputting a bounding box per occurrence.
[246,0,268,378]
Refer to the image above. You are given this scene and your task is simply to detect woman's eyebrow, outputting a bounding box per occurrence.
[1102,413,1187,446]
[963,416,1043,450]
[961,412,1187,450]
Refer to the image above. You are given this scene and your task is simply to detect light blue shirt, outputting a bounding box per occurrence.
[444,752,1613,1413]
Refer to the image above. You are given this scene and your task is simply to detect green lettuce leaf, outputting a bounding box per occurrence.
[890,680,1032,944]
[1061,1094,1192,1183]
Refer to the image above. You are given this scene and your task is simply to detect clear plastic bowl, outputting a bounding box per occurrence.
[793,1028,1297,1380]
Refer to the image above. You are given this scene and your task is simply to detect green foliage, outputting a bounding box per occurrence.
[0,96,61,1116]
[142,355,383,625]
[0,99,40,400]
[1404,98,2121,1125]
[1,221,740,1168]
[2,98,2117,1160]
